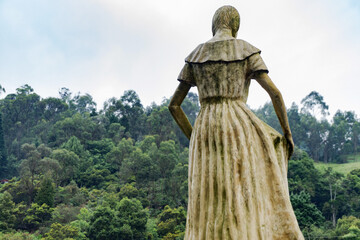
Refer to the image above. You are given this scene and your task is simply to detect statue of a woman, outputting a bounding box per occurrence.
[169,5,304,240]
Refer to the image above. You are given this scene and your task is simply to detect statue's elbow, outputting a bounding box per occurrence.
[168,105,178,114]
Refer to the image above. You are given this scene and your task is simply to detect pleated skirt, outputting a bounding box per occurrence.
[184,99,304,240]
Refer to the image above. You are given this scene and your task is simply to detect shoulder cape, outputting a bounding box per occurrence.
[185,39,261,63]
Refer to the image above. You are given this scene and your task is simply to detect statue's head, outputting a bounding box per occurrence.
[212,5,240,37]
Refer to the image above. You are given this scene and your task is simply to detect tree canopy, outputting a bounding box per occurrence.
[0,86,360,239]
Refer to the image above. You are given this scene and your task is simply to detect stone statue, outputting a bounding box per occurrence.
[169,5,304,240]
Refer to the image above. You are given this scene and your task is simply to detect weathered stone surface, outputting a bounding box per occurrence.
[169,5,303,239]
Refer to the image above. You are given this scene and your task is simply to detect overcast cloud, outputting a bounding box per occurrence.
[0,0,359,116]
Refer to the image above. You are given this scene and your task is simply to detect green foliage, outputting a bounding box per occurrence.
[54,181,88,207]
[157,205,186,239]
[88,206,117,239]
[146,106,177,143]
[51,149,79,186]
[301,91,329,118]
[41,97,68,122]
[168,163,188,206]
[116,197,149,239]
[48,113,105,147]
[51,204,82,225]
[106,123,126,144]
[157,140,178,179]
[256,93,360,163]
[3,86,360,238]
[35,177,55,207]
[78,166,111,189]
[70,207,92,239]
[23,203,54,230]
[288,148,322,196]
[321,168,347,227]
[290,191,325,229]
[335,216,360,239]
[103,90,145,141]
[121,148,160,184]
[44,223,80,240]
[61,136,87,159]
[119,183,139,199]
[0,110,7,178]
[86,138,114,158]
[0,232,41,240]
[146,218,159,240]
[0,191,16,231]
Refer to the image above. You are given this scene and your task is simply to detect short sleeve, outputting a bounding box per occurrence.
[177,63,196,87]
[247,53,268,77]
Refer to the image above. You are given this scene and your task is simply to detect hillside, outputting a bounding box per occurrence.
[1,86,360,239]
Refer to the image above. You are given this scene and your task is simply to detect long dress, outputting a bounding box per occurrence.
[178,39,304,240]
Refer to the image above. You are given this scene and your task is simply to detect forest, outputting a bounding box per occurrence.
[1,84,360,239]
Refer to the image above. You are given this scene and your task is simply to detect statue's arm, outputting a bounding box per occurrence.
[168,82,193,140]
[253,72,294,157]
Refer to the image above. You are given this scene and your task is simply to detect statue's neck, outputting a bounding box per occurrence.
[208,29,236,42]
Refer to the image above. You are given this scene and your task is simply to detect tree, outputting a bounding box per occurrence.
[107,123,125,144]
[326,111,359,162]
[287,103,307,149]
[288,148,329,212]
[35,176,55,207]
[0,84,5,94]
[41,97,68,121]
[49,113,105,147]
[334,216,360,239]
[322,168,344,227]
[23,203,54,231]
[61,136,87,158]
[73,93,97,116]
[121,148,160,185]
[88,206,118,240]
[290,191,325,230]
[353,121,360,154]
[288,150,319,196]
[157,205,186,239]
[340,169,360,218]
[44,223,80,240]
[0,192,16,231]
[300,115,329,162]
[51,149,80,185]
[0,109,7,178]
[103,90,146,140]
[301,91,329,119]
[157,140,178,179]
[0,85,43,160]
[116,197,149,240]
[168,163,188,206]
[0,85,6,178]
[19,143,43,203]
[70,207,92,239]
[59,87,72,104]
[105,146,123,173]
[120,90,146,140]
[51,204,82,225]
[16,84,34,96]
[78,166,111,189]
[146,105,176,143]
[86,138,114,158]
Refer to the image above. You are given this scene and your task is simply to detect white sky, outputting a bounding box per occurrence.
[1,0,359,117]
